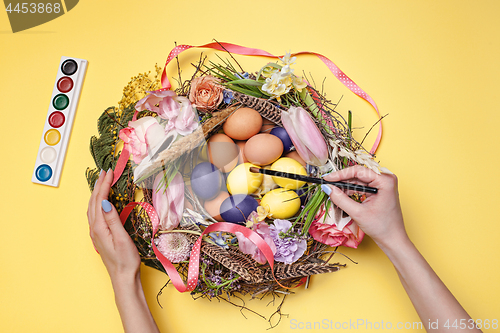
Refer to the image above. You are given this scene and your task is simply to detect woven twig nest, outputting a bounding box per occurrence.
[86,49,383,324]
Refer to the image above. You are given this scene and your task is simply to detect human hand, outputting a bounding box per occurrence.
[87,169,141,283]
[322,165,407,250]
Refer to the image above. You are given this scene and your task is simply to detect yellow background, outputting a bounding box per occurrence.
[1,1,499,332]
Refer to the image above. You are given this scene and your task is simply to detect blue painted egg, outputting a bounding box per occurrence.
[190,162,222,200]
[220,194,259,224]
[270,127,293,153]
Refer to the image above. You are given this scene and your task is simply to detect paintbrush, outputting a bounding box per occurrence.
[249,167,378,194]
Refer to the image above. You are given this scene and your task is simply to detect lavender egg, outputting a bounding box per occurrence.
[270,127,293,153]
[220,194,259,224]
[190,162,222,200]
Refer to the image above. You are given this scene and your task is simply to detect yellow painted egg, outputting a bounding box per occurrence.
[261,188,301,219]
[270,157,307,190]
[226,163,263,195]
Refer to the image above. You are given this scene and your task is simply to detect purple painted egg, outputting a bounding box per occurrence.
[296,187,308,206]
[190,162,222,200]
[220,194,259,224]
[270,127,293,153]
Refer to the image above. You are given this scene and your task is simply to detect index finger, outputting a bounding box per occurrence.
[87,169,105,226]
[324,165,379,184]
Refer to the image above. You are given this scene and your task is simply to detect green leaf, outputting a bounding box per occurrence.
[226,79,263,87]
[226,85,264,98]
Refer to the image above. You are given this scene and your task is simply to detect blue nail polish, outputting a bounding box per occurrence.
[101,200,113,213]
[321,184,332,196]
[99,169,104,176]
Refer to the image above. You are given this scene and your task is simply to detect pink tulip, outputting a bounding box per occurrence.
[281,106,328,166]
[119,116,166,164]
[136,89,177,115]
[152,172,185,231]
[136,89,199,136]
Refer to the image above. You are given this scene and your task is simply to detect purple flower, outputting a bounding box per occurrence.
[208,232,229,249]
[223,90,233,104]
[235,72,250,79]
[269,219,307,264]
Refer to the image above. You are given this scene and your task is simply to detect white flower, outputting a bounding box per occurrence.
[262,72,291,98]
[280,51,297,66]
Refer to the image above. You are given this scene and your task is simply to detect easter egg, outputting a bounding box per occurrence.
[223,107,262,140]
[235,140,248,164]
[244,133,283,166]
[226,163,263,195]
[260,188,301,219]
[271,157,307,190]
[285,151,306,167]
[270,127,293,153]
[295,187,308,206]
[220,194,259,224]
[204,191,230,222]
[260,118,276,133]
[190,162,222,200]
[208,133,239,173]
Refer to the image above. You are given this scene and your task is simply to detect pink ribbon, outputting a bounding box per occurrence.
[160,42,382,154]
[120,202,293,292]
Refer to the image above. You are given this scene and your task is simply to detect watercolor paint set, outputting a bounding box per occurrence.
[32,56,87,187]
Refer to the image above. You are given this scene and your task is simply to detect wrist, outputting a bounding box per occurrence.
[110,268,142,297]
[374,230,413,259]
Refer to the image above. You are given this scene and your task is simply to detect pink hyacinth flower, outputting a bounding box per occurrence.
[152,172,185,231]
[281,106,328,166]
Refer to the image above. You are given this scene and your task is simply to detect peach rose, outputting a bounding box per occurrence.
[189,75,224,112]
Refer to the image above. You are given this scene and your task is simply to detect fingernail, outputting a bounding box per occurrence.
[107,168,112,174]
[101,199,113,213]
[321,184,332,196]
[323,171,333,177]
[99,169,104,176]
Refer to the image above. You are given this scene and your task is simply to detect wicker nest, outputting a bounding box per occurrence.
[85,55,377,324]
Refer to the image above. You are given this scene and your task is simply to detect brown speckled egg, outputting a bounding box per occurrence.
[208,134,239,173]
[223,107,262,140]
[204,191,230,222]
[244,133,283,166]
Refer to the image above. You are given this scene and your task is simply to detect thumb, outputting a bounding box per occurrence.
[101,199,128,237]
